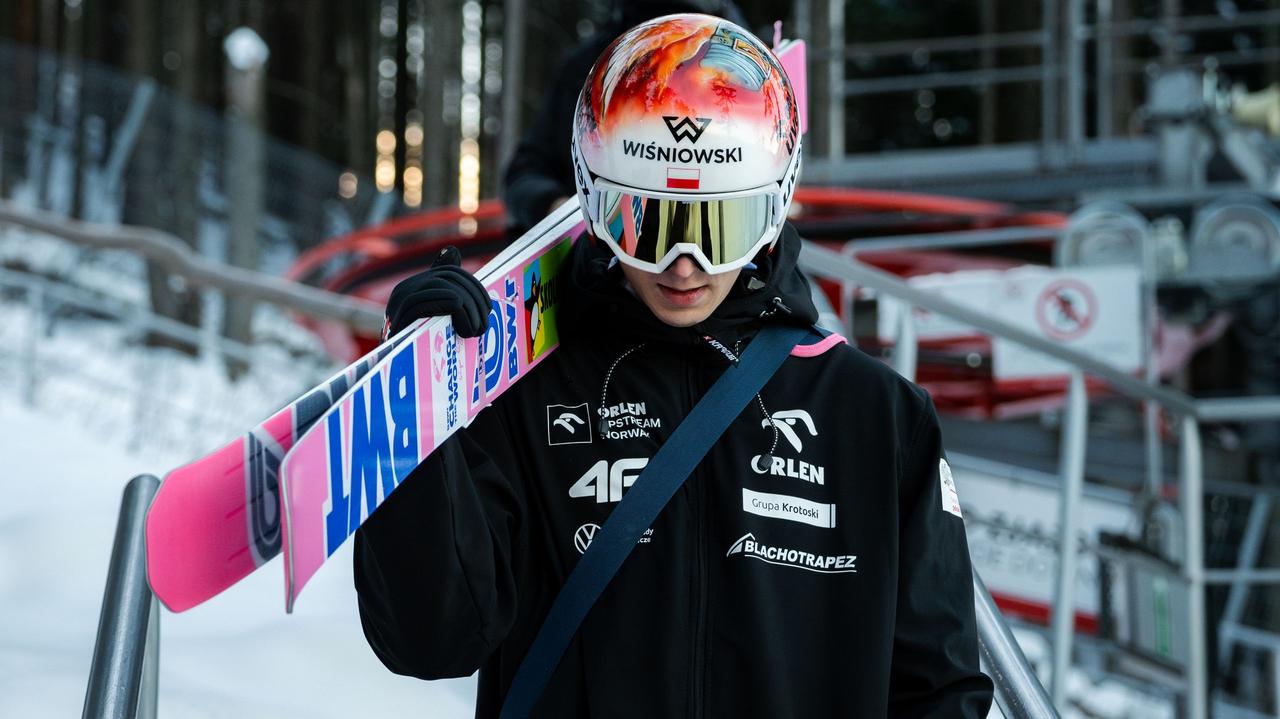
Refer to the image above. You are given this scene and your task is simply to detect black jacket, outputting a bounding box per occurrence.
[354,225,994,717]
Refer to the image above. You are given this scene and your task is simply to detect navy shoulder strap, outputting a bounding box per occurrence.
[500,323,810,719]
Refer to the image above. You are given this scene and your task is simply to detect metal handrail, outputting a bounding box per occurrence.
[800,241,1280,719]
[974,571,1060,719]
[0,199,384,334]
[799,242,1201,415]
[83,474,161,719]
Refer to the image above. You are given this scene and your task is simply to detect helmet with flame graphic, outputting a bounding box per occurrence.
[571,14,802,275]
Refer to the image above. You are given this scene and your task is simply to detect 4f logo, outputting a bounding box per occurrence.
[569,458,648,503]
[763,409,818,453]
[663,116,711,144]
[547,403,592,445]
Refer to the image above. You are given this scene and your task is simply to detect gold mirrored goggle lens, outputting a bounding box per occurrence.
[598,190,772,268]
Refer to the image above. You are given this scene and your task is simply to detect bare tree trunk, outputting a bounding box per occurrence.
[423,0,460,209]
[1,0,41,198]
[172,0,203,260]
[339,2,370,177]
[62,0,85,219]
[223,27,269,377]
[299,2,328,154]
[124,0,202,352]
[35,0,60,209]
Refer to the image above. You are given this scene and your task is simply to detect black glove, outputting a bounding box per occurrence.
[383,246,489,339]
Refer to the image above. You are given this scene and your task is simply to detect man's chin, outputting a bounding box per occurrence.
[649,304,713,328]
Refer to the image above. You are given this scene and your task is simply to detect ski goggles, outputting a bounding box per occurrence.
[585,178,785,275]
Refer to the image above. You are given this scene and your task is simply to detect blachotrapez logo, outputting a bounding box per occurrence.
[725,533,857,574]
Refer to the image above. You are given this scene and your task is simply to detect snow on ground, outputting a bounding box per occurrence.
[0,399,477,718]
[0,229,477,717]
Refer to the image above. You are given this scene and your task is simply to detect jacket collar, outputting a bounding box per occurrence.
[558,223,818,352]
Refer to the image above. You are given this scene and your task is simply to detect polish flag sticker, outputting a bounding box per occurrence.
[666,167,700,190]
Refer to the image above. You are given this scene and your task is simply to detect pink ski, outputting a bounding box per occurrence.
[145,203,580,612]
[280,210,582,610]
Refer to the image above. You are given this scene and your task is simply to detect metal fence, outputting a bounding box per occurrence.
[83,475,160,719]
[798,231,1280,719]
[0,39,391,270]
[795,0,1280,200]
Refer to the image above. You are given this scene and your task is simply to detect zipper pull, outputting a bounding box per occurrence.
[770,296,793,315]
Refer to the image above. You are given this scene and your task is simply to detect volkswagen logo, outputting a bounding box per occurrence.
[573,523,601,554]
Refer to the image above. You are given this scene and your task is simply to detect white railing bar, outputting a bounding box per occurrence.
[797,242,1201,415]
[974,570,1061,719]
[1181,416,1208,719]
[1204,568,1280,585]
[842,226,1062,256]
[1218,496,1272,665]
[1050,370,1088,708]
[82,474,160,719]
[0,199,385,334]
[1194,397,1280,422]
[0,267,260,367]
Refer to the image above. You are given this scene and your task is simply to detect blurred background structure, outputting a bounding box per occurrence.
[3,1,1280,718]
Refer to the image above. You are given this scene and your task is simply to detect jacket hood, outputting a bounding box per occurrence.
[557,222,818,349]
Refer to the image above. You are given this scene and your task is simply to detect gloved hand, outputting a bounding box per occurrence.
[383,246,490,339]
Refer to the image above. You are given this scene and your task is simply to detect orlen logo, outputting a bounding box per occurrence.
[663,115,711,143]
[764,409,818,453]
[547,403,592,446]
[725,533,857,574]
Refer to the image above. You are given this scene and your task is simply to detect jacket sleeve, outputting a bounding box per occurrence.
[887,393,994,717]
[353,405,524,679]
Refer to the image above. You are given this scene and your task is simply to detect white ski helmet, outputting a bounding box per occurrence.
[571,13,802,275]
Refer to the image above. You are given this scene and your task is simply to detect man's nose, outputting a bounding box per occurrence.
[668,254,701,279]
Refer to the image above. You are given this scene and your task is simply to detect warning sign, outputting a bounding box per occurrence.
[1035,280,1097,341]
[875,265,1143,381]
[992,266,1141,380]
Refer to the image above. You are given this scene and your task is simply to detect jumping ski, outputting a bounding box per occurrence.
[145,201,582,612]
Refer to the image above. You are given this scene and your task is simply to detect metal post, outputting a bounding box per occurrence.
[83,474,161,719]
[1050,369,1087,707]
[1096,0,1114,138]
[794,0,812,45]
[129,305,152,453]
[840,281,857,339]
[22,282,42,406]
[1065,0,1085,160]
[1181,414,1207,719]
[1160,0,1180,67]
[974,571,1062,719]
[892,302,918,382]
[1140,214,1163,499]
[826,0,845,162]
[136,599,159,719]
[98,80,156,216]
[497,0,526,170]
[1218,496,1272,666]
[1040,0,1060,163]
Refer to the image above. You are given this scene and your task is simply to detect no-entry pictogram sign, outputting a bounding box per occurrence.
[1035,279,1097,341]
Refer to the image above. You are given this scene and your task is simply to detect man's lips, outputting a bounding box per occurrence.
[657,284,708,307]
